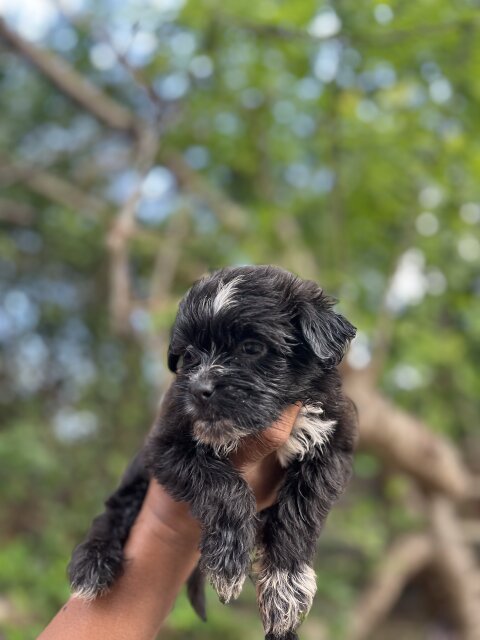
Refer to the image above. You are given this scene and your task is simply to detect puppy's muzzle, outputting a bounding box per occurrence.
[190,377,216,402]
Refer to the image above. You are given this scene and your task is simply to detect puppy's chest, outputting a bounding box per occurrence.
[277,404,336,467]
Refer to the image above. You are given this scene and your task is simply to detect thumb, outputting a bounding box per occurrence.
[231,403,301,469]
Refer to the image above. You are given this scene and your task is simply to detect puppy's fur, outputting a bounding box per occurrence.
[69,265,357,640]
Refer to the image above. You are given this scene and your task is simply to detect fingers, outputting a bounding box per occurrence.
[231,403,301,469]
[239,453,285,511]
[262,403,302,450]
[145,405,302,521]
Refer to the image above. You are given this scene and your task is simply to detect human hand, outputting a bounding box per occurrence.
[231,402,301,510]
[38,404,301,640]
[144,402,301,534]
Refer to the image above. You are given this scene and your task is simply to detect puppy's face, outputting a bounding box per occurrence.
[167,266,355,452]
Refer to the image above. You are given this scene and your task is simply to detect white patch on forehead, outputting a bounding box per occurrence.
[277,403,336,468]
[212,276,243,314]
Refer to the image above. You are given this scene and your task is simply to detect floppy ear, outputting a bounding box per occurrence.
[167,347,180,373]
[167,326,182,373]
[299,289,356,366]
[166,293,191,373]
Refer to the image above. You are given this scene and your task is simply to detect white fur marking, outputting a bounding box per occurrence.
[256,557,317,634]
[211,438,241,457]
[189,362,227,383]
[210,571,246,603]
[277,403,336,467]
[192,418,246,456]
[72,586,102,602]
[212,276,243,314]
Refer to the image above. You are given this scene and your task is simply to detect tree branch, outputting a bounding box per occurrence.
[163,153,248,235]
[0,21,253,240]
[429,496,480,639]
[0,157,108,216]
[149,210,190,307]
[0,18,136,133]
[105,127,159,335]
[227,14,480,46]
[348,534,433,640]
[462,520,480,544]
[0,198,35,225]
[342,366,470,499]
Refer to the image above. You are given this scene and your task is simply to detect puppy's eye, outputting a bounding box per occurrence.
[239,340,266,357]
[179,347,196,368]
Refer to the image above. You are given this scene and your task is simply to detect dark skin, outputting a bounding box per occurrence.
[39,404,301,640]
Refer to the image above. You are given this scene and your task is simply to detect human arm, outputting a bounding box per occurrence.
[38,404,300,640]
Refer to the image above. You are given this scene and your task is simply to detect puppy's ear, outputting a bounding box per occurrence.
[167,293,191,373]
[167,347,180,373]
[298,288,356,366]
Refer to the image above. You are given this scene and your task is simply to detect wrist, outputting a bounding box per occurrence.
[39,485,200,640]
[130,481,201,554]
[108,483,201,635]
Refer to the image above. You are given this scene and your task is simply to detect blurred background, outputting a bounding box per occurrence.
[0,0,479,638]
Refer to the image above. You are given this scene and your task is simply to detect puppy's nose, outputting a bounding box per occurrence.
[191,379,216,401]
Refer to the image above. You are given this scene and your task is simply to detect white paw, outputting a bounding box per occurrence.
[256,561,317,635]
[71,584,106,602]
[209,571,246,604]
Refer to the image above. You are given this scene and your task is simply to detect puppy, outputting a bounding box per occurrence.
[69,265,357,640]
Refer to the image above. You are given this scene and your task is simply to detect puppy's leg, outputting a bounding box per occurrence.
[256,441,353,639]
[146,434,257,604]
[186,564,207,621]
[68,450,149,600]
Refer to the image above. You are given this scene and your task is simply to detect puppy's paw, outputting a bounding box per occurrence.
[200,527,251,604]
[257,561,316,636]
[200,553,247,604]
[68,540,124,601]
[209,570,246,604]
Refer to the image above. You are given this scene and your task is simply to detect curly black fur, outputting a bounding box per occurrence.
[69,265,357,640]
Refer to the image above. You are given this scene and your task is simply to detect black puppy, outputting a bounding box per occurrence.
[69,265,357,640]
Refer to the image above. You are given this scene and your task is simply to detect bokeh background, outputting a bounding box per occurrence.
[1,1,480,638]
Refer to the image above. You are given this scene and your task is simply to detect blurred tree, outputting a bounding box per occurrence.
[0,1,479,639]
